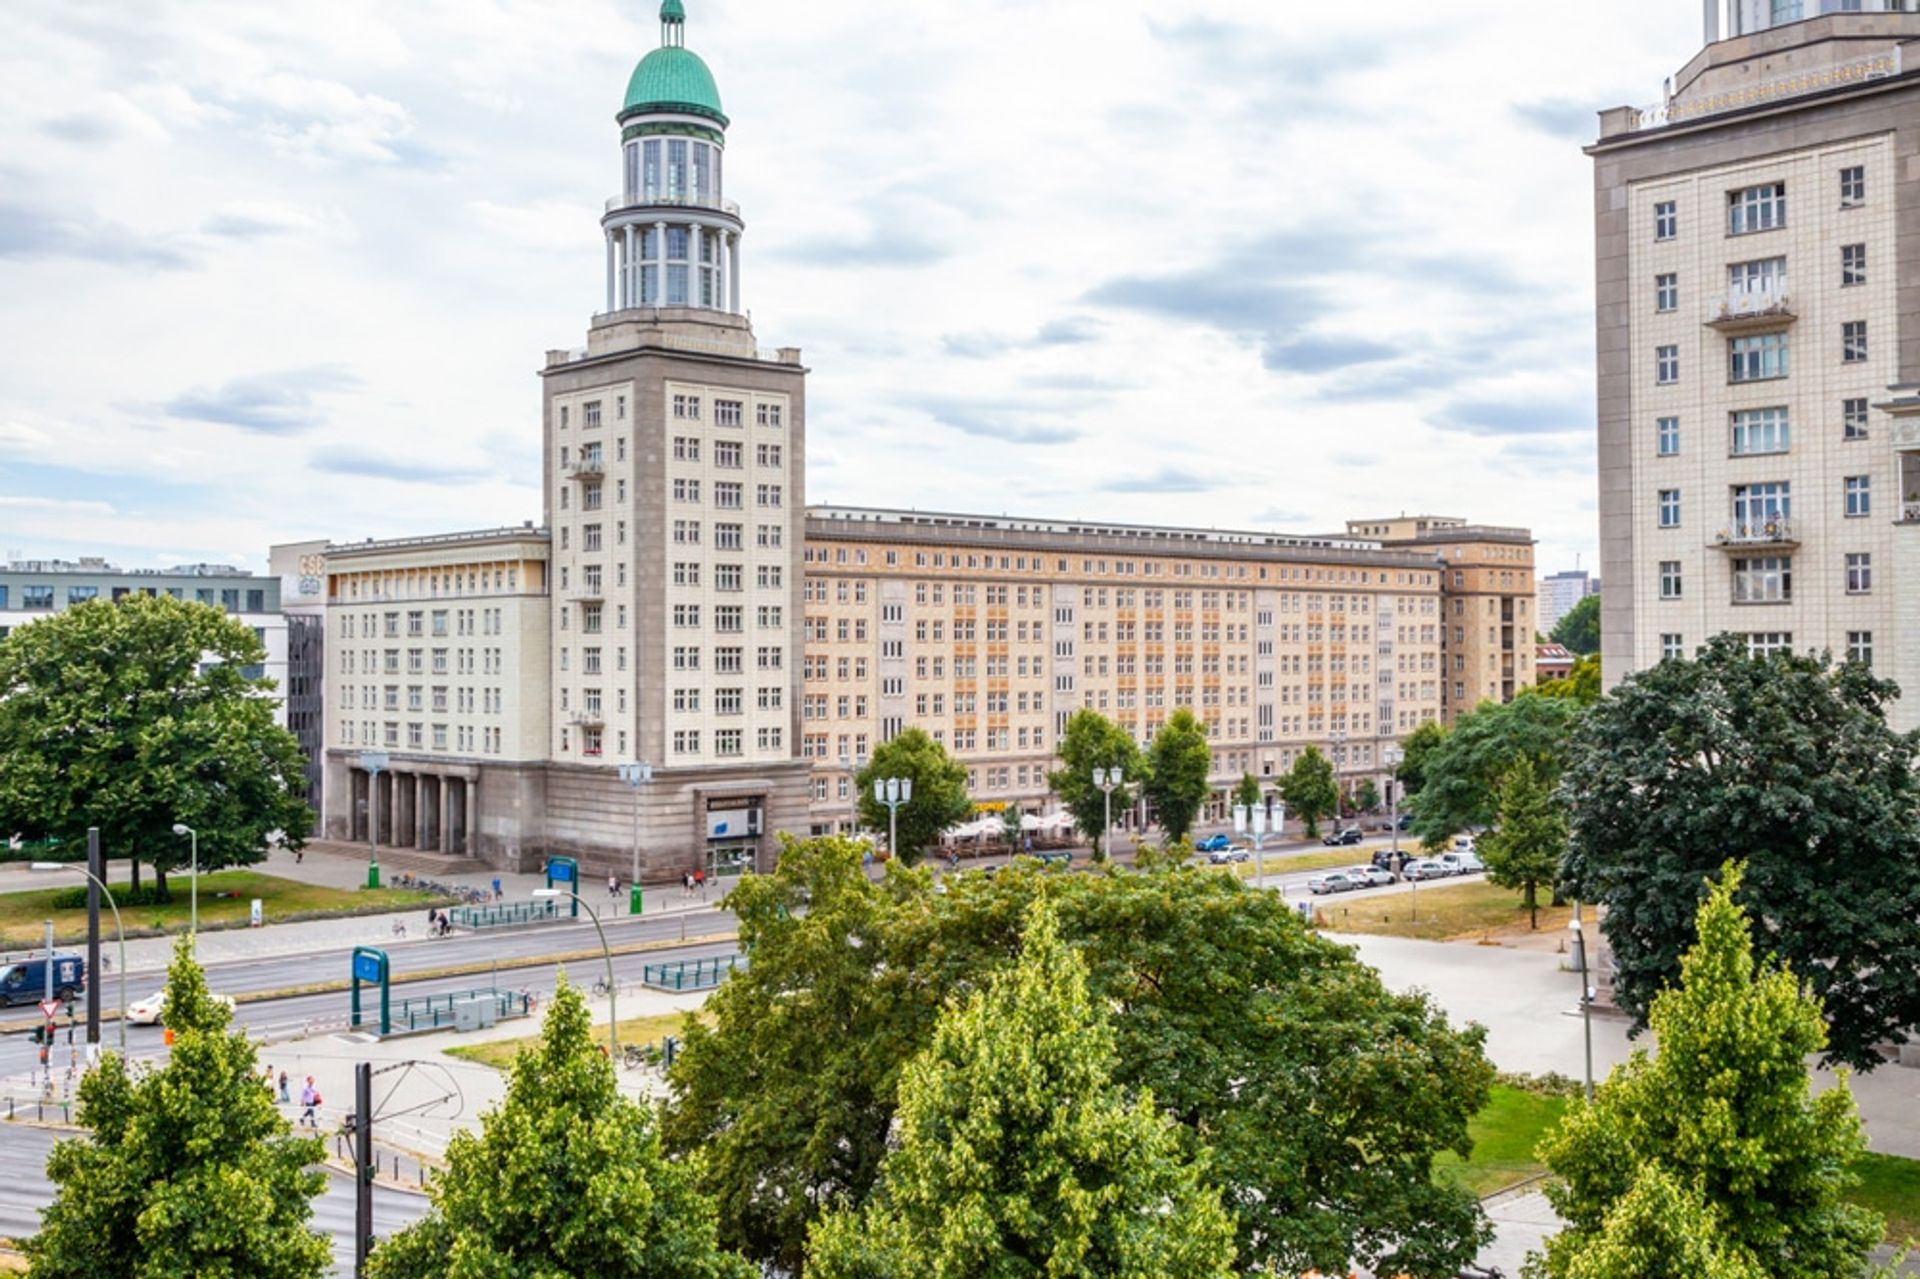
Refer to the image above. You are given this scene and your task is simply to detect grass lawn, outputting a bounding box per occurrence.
[1316,877,1574,941]
[0,870,439,948]
[1853,1151,1920,1245]
[446,1008,712,1072]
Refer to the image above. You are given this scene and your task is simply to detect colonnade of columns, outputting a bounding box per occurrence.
[603,220,740,314]
[353,768,472,856]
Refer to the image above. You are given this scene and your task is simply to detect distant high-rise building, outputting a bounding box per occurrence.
[1591,2,1920,724]
[1537,569,1600,635]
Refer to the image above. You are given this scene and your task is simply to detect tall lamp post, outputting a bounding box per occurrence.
[32,863,126,1051]
[1380,747,1403,873]
[1328,730,1348,818]
[531,888,618,1060]
[169,823,199,935]
[617,761,652,916]
[1567,906,1596,1102]
[1231,799,1283,885]
[359,751,390,889]
[873,777,912,861]
[1092,767,1123,861]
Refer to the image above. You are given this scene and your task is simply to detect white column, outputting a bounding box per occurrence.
[714,232,727,314]
[623,224,637,309]
[690,224,704,308]
[605,234,616,313]
[728,233,740,313]
[655,221,668,306]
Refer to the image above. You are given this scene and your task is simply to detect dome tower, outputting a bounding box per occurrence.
[602,0,741,315]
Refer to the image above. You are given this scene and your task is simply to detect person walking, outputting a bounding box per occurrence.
[694,867,706,899]
[278,1069,291,1104]
[608,873,619,903]
[299,1076,320,1129]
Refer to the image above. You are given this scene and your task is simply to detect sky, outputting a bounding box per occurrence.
[0,0,1701,578]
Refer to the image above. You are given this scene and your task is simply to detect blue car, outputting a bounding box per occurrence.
[1195,834,1234,853]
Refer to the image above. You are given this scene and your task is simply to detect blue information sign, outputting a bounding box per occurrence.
[550,860,575,883]
[353,953,383,984]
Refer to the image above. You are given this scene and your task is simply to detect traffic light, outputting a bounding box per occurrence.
[28,1024,47,1046]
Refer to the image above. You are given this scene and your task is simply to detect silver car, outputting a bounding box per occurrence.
[1403,858,1454,881]
[1307,871,1365,895]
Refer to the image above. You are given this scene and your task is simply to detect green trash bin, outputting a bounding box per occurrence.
[629,884,643,916]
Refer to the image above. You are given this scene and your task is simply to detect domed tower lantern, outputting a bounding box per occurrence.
[603,0,742,315]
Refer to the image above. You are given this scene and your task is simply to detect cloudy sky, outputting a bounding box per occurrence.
[0,0,1699,577]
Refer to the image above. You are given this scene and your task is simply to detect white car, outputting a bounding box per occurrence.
[1346,865,1394,887]
[126,988,237,1026]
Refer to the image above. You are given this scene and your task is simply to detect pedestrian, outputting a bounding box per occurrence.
[263,1064,275,1091]
[694,867,705,898]
[492,877,502,902]
[608,873,619,901]
[278,1069,290,1103]
[299,1076,320,1129]
[683,870,694,898]
[426,904,438,932]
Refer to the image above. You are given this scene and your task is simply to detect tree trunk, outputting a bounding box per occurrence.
[1526,882,1538,930]
[128,855,140,896]
[154,864,170,904]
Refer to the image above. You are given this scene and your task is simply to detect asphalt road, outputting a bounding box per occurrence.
[0,1121,431,1275]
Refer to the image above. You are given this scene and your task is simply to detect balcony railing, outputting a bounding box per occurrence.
[1708,286,1793,332]
[1713,519,1798,548]
[566,457,605,478]
[604,192,742,217]
[569,708,605,727]
[1623,48,1901,132]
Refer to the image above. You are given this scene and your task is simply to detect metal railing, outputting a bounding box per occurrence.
[641,954,746,991]
[447,899,560,930]
[604,192,741,217]
[1626,47,1901,132]
[388,988,537,1033]
[1714,519,1796,545]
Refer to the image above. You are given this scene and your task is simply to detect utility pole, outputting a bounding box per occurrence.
[354,1060,373,1277]
[874,777,911,860]
[85,827,101,1045]
[1093,768,1123,862]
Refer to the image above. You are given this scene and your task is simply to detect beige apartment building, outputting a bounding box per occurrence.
[1592,2,1920,727]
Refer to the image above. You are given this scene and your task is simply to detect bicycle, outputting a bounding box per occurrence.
[391,920,408,938]
[592,976,615,999]
[622,1042,659,1071]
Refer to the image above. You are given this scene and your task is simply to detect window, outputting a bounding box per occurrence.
[1657,415,1680,456]
[715,522,743,550]
[673,477,700,503]
[1730,407,1789,456]
[714,399,743,427]
[1843,320,1868,363]
[584,400,602,428]
[714,481,743,509]
[1842,243,1866,286]
[757,443,782,467]
[1728,182,1785,235]
[1660,633,1684,661]
[1654,199,1677,240]
[673,519,700,544]
[1732,555,1791,603]
[1659,561,1683,599]
[1729,332,1788,382]
[1847,630,1873,667]
[20,585,53,610]
[1658,488,1681,527]
[1843,397,1869,440]
[1655,273,1678,312]
[1840,164,1865,208]
[1732,481,1791,532]
[1746,632,1793,658]
[714,440,742,468]
[1656,345,1679,384]
[67,585,97,604]
[1845,474,1871,517]
[756,483,782,507]
[756,402,782,428]
[1846,552,1873,593]
[673,393,700,420]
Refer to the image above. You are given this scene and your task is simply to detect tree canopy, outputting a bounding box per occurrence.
[1560,633,1920,1071]
[369,976,751,1279]
[854,728,973,865]
[1231,772,1261,812]
[1410,694,1579,848]
[1276,746,1337,836]
[805,905,1236,1279]
[1395,718,1447,800]
[1047,709,1145,860]
[1550,592,1600,655]
[0,595,311,895]
[1532,865,1883,1278]
[1476,757,1564,928]
[1144,708,1213,843]
[1531,653,1601,705]
[27,938,330,1279]
[664,835,1493,1277]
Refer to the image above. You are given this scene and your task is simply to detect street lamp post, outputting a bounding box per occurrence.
[531,888,618,1060]
[1231,801,1278,885]
[359,751,390,889]
[170,823,199,935]
[1092,767,1123,861]
[1567,907,1595,1103]
[1381,747,1403,871]
[32,863,126,1051]
[1329,730,1348,816]
[617,761,652,915]
[873,777,912,861]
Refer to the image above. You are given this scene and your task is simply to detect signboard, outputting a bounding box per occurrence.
[549,858,575,883]
[250,899,263,928]
[39,1000,61,1020]
[52,959,80,987]
[706,806,762,840]
[353,953,384,985]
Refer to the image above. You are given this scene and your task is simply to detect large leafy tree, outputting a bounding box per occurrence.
[1532,653,1602,705]
[1560,634,1920,1070]
[1531,865,1883,1278]
[1047,708,1145,860]
[1395,718,1447,800]
[854,728,972,865]
[664,836,1494,1277]
[1144,707,1213,843]
[1410,694,1579,848]
[1550,592,1600,655]
[1231,772,1261,812]
[0,595,311,897]
[806,905,1236,1279]
[1476,758,1564,929]
[369,976,751,1279]
[1276,746,1337,836]
[27,938,330,1279]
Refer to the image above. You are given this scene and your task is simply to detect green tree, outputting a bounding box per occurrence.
[1531,653,1601,705]
[1476,758,1564,929]
[1561,633,1920,1071]
[1550,592,1600,655]
[1232,771,1261,812]
[27,938,330,1279]
[855,728,973,866]
[1352,777,1380,813]
[0,595,311,898]
[369,976,751,1279]
[999,804,1023,850]
[806,905,1236,1279]
[1395,718,1448,800]
[1145,707,1213,843]
[1410,695,1579,848]
[1530,865,1882,1279]
[665,837,1493,1277]
[1277,746,1337,836]
[1048,708,1145,860]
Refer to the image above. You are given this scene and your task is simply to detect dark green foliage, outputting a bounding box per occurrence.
[1277,746,1337,836]
[1411,695,1579,848]
[854,728,973,865]
[1549,593,1600,655]
[1047,709,1146,859]
[1145,708,1213,843]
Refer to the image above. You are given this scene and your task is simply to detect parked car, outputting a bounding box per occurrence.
[1403,858,1454,881]
[1206,845,1250,864]
[1439,851,1485,875]
[1307,871,1367,895]
[126,987,237,1027]
[1346,865,1394,887]
[0,954,85,1007]
[1371,848,1409,874]
[1195,833,1235,853]
[1320,827,1364,847]
[1452,835,1477,851]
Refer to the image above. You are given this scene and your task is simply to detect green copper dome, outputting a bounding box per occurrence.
[621,0,727,126]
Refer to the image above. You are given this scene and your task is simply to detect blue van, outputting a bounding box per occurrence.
[0,953,86,1006]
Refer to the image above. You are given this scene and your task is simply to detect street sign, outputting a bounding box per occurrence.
[550,859,575,883]
[352,953,384,984]
[39,1000,61,1019]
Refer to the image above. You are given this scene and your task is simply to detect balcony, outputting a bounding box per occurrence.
[566,456,605,479]
[1706,286,1794,334]
[604,192,742,219]
[568,708,605,728]
[571,583,605,603]
[1712,519,1798,550]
